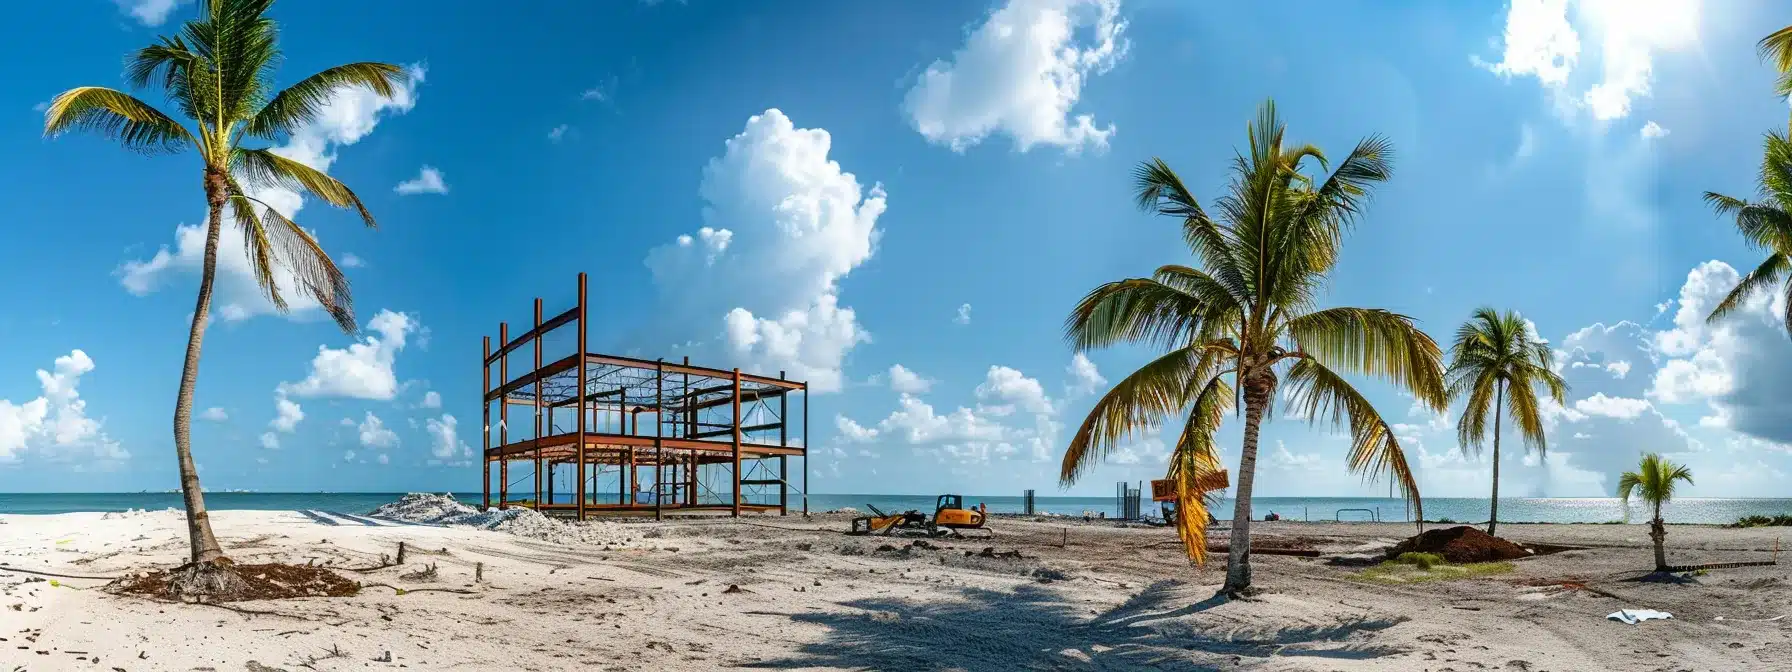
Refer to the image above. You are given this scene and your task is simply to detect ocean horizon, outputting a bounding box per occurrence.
[1,492,1790,524]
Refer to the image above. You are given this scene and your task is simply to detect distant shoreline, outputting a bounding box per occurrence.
[1,492,1789,524]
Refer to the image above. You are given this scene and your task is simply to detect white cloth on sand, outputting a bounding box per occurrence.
[1607,609,1673,624]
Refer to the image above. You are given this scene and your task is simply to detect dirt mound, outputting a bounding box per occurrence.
[109,562,360,602]
[1387,526,1531,563]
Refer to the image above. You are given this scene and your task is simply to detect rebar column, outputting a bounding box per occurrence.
[533,298,543,508]
[802,383,809,517]
[732,367,742,517]
[655,358,664,521]
[498,322,509,510]
[482,336,491,511]
[575,272,588,520]
[779,370,788,516]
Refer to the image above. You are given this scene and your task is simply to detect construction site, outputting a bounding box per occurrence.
[481,272,809,520]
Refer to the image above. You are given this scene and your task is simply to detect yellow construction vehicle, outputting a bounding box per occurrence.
[847,495,988,536]
[929,494,987,532]
[848,504,930,536]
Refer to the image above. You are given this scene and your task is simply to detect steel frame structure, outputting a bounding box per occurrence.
[481,272,809,520]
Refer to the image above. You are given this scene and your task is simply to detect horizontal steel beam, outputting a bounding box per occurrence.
[691,421,783,439]
[485,308,578,365]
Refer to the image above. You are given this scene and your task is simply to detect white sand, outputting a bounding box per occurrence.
[1,506,1787,670]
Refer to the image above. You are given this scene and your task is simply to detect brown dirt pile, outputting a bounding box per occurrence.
[109,562,360,602]
[1387,526,1531,563]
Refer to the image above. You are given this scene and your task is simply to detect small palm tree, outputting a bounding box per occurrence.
[1061,100,1448,596]
[1617,453,1694,572]
[1703,131,1792,336]
[1443,308,1567,537]
[44,0,401,586]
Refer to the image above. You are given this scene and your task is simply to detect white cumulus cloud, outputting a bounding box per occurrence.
[357,412,399,450]
[886,364,933,395]
[643,109,883,393]
[394,165,449,195]
[114,0,188,26]
[0,351,126,464]
[903,0,1127,153]
[1065,353,1106,395]
[426,413,474,465]
[278,310,418,401]
[1477,0,1699,122]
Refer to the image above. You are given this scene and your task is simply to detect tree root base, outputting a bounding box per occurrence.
[107,558,360,602]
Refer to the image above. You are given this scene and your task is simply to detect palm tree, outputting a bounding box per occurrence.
[1702,131,1792,337]
[1061,100,1448,596]
[1617,453,1694,572]
[1758,25,1792,105]
[1443,309,1567,537]
[44,0,402,586]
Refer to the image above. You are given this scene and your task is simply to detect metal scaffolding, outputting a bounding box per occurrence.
[481,272,809,520]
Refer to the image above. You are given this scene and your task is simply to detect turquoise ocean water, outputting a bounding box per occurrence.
[0,492,1789,524]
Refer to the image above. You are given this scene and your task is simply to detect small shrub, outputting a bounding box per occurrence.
[1732,514,1792,528]
[1431,517,1457,524]
[1393,552,1444,570]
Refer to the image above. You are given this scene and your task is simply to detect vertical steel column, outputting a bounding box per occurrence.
[482,336,491,511]
[533,298,543,508]
[732,367,742,517]
[575,272,588,520]
[683,356,694,507]
[779,371,788,517]
[498,322,509,510]
[802,383,809,516]
[655,358,664,521]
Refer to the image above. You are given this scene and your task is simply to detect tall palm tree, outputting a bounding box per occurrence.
[44,0,402,581]
[1617,453,1694,572]
[1443,309,1567,537]
[1703,131,1792,336]
[1061,100,1448,596]
[1758,25,1792,105]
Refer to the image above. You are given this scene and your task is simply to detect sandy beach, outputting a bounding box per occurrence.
[1,499,1788,671]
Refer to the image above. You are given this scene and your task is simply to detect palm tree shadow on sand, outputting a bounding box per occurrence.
[744,580,1407,670]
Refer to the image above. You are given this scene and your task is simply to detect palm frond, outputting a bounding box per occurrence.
[1167,372,1234,564]
[43,87,195,154]
[1618,453,1694,508]
[1064,278,1206,352]
[1707,253,1789,326]
[224,176,287,313]
[234,193,357,333]
[1060,346,1210,485]
[1760,24,1792,98]
[1132,158,1248,293]
[233,147,376,226]
[1285,307,1447,411]
[246,62,407,140]
[1281,357,1422,519]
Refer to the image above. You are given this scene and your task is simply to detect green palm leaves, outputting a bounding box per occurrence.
[1063,100,1446,572]
[1703,132,1792,337]
[43,0,405,333]
[1617,453,1694,513]
[1445,309,1565,455]
[1443,308,1566,536]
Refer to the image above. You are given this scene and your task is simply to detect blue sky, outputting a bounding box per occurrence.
[2,0,1790,499]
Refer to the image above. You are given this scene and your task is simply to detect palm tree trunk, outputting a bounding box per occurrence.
[1489,380,1503,537]
[1651,503,1667,571]
[175,169,229,565]
[1223,367,1275,596]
